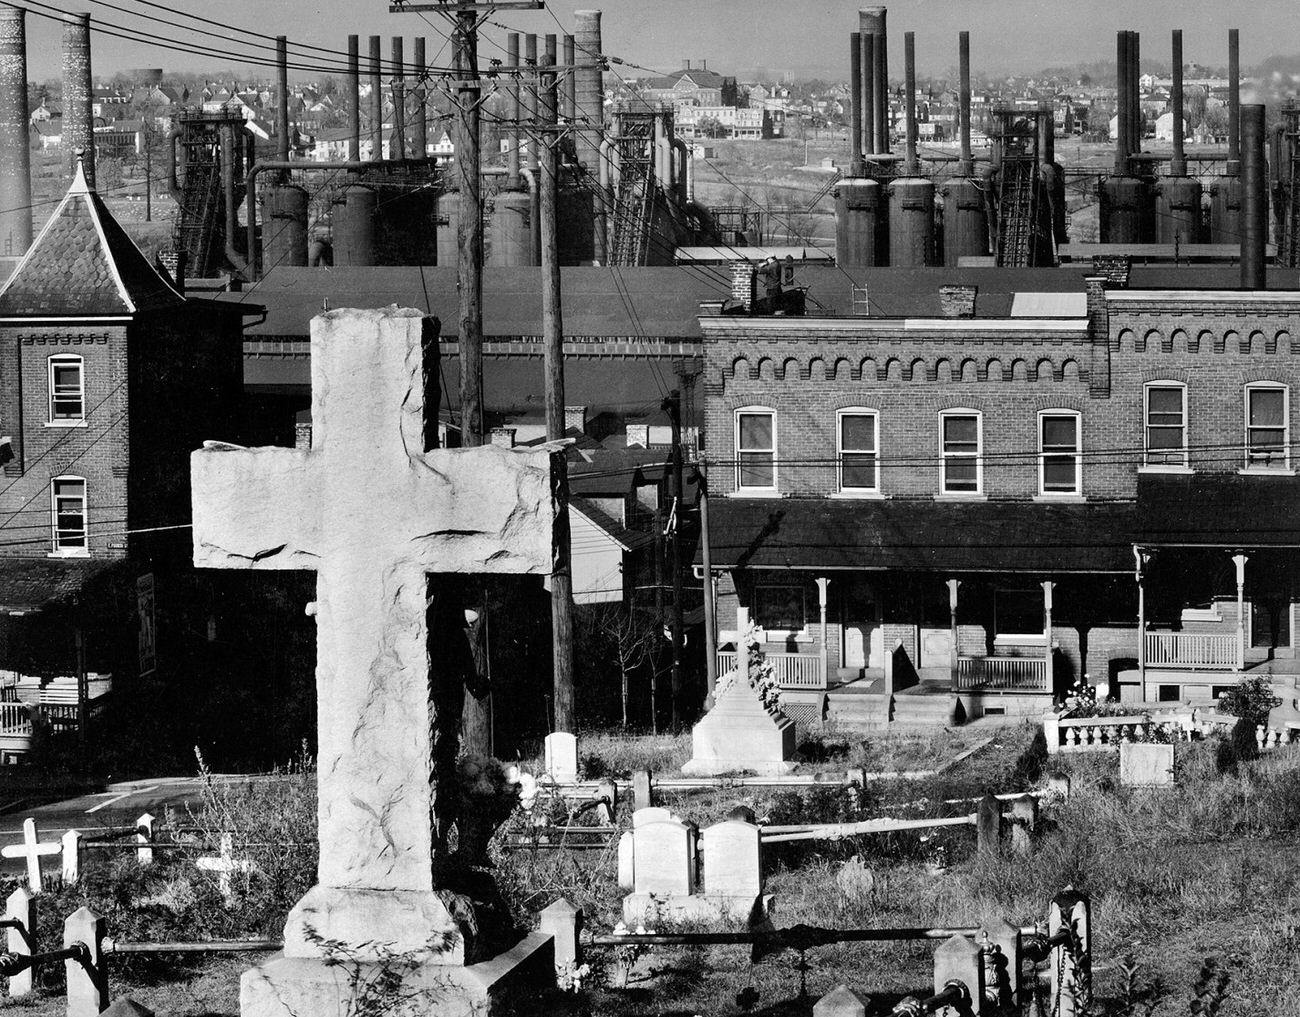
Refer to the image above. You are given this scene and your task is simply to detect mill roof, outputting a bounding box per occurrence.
[0,163,184,318]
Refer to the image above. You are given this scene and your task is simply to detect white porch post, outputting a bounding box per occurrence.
[946,578,961,690]
[1233,553,1249,673]
[1042,580,1055,694]
[736,605,751,680]
[815,577,830,690]
[1133,546,1147,702]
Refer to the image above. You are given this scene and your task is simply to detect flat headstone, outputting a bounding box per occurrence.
[702,821,761,898]
[681,671,797,776]
[632,769,653,810]
[1119,741,1174,787]
[632,819,694,896]
[544,732,579,783]
[100,1000,155,1017]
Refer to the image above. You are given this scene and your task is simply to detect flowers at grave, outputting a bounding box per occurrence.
[715,618,782,712]
[555,957,592,992]
[1063,673,1129,718]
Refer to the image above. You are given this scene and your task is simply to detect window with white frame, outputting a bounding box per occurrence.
[838,409,878,492]
[939,410,981,493]
[1144,382,1187,467]
[51,476,87,555]
[735,408,776,491]
[48,355,84,424]
[1039,411,1082,495]
[1245,383,1289,469]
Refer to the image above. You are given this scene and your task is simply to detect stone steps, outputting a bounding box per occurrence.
[892,691,962,726]
[825,693,891,732]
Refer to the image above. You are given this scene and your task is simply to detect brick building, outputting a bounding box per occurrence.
[701,265,1300,726]
[0,164,252,760]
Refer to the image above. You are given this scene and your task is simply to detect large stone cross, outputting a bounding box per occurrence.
[191,306,553,965]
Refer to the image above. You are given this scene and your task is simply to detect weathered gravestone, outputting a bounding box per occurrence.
[544,731,579,783]
[1119,741,1175,788]
[191,307,556,1017]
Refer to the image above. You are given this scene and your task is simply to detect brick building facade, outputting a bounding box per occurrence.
[702,270,1300,722]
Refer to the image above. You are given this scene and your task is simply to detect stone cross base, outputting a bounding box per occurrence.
[240,932,554,1017]
[283,886,466,963]
[622,892,774,927]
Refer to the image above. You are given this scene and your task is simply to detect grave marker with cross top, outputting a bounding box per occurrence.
[191,306,555,966]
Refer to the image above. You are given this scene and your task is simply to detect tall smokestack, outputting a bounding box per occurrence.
[1228,28,1240,175]
[1129,31,1140,156]
[368,35,382,160]
[1171,29,1185,176]
[859,31,874,157]
[525,34,539,171]
[958,30,971,174]
[1114,31,1128,175]
[1241,103,1266,288]
[391,37,406,159]
[574,10,603,171]
[347,35,360,162]
[506,33,521,188]
[0,6,32,256]
[62,12,93,188]
[903,31,917,174]
[860,7,887,154]
[276,36,290,164]
[563,35,576,126]
[412,37,427,158]
[849,32,864,173]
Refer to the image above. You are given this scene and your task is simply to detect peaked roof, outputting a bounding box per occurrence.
[0,163,184,317]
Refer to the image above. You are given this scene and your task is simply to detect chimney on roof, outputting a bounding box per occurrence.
[701,59,707,71]
[684,59,690,70]
[490,427,517,448]
[625,424,649,448]
[565,406,588,434]
[938,285,977,318]
[0,6,32,257]
[62,12,94,189]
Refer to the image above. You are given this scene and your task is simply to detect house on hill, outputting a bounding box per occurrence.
[0,163,258,762]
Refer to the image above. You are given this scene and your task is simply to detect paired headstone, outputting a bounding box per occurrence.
[1119,741,1174,787]
[191,307,557,1016]
[544,732,579,783]
[701,821,761,899]
[681,669,797,776]
[631,819,694,896]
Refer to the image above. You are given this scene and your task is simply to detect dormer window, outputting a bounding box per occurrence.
[48,355,84,425]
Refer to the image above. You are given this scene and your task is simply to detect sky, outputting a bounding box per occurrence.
[11,1,1291,85]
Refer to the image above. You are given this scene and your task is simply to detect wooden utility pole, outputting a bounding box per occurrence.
[392,0,543,756]
[699,466,717,701]
[665,389,685,725]
[540,36,576,733]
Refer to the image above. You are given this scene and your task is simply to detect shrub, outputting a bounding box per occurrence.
[1216,676,1281,728]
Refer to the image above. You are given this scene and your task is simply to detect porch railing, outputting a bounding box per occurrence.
[955,655,1050,692]
[1144,632,1237,670]
[716,651,825,690]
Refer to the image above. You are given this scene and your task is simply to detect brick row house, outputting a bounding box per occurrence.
[701,268,1300,726]
[0,164,253,761]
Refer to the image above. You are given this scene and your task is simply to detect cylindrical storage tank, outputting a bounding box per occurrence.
[62,13,94,187]
[558,182,596,264]
[887,177,935,267]
[1154,176,1202,245]
[262,183,309,271]
[436,189,459,267]
[835,178,883,267]
[940,176,987,266]
[1041,160,1067,247]
[0,7,33,257]
[1099,176,1149,244]
[1209,176,1242,244]
[489,189,536,266]
[334,184,377,266]
[375,183,438,265]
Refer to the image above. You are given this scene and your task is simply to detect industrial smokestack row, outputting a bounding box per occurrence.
[573,11,604,173]
[1154,29,1201,245]
[886,30,933,266]
[0,6,32,257]
[1240,103,1267,287]
[1101,29,1151,243]
[63,13,94,189]
[859,7,888,156]
[1210,29,1244,243]
[940,30,988,266]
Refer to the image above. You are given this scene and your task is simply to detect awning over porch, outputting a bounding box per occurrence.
[703,498,1137,573]
[1135,475,1300,548]
[0,558,120,614]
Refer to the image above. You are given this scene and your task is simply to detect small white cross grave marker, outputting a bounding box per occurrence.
[190,307,554,964]
[1,818,61,892]
[196,833,254,902]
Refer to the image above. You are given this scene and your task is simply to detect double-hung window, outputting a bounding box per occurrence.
[51,476,87,555]
[48,355,84,424]
[1039,411,1082,496]
[1245,384,1288,469]
[736,408,776,492]
[1144,383,1187,467]
[838,409,878,493]
[940,410,981,494]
